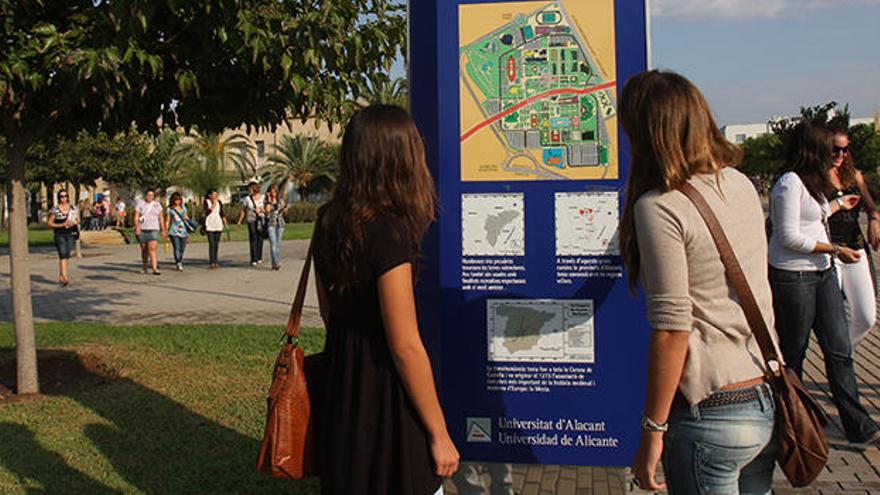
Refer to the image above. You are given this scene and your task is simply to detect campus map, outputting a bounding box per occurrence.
[460,1,618,181]
[487,299,595,363]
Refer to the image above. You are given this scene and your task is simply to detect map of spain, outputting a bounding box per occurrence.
[488,299,595,363]
[460,1,618,181]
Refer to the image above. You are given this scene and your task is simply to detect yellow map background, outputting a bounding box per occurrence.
[459,1,618,182]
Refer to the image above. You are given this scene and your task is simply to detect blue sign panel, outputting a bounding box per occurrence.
[411,0,650,466]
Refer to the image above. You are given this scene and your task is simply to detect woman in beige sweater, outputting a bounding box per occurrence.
[621,71,780,494]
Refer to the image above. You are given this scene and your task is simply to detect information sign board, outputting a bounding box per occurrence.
[410,0,651,466]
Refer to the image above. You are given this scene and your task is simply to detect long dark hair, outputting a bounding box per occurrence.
[317,105,436,292]
[618,70,741,291]
[832,130,857,190]
[782,122,833,202]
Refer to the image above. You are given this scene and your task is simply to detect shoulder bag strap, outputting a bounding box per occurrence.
[677,182,781,368]
[284,241,314,341]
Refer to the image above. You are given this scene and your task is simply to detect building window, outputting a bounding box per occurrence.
[735,134,747,144]
[256,140,265,158]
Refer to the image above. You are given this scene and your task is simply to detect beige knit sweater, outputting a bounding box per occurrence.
[634,167,779,405]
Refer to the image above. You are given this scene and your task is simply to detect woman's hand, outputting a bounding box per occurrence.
[632,431,666,492]
[869,220,880,251]
[838,194,861,211]
[429,433,460,478]
[839,246,862,264]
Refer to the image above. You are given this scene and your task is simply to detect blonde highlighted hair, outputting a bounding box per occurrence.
[618,70,742,290]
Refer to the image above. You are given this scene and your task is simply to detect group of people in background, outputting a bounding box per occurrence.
[45,181,291,283]
[236,182,288,270]
[626,71,879,494]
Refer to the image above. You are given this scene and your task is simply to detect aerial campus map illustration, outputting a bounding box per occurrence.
[459,1,618,181]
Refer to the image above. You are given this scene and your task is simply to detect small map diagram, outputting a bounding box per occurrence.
[555,191,620,256]
[488,299,595,363]
[462,193,525,256]
[460,1,618,181]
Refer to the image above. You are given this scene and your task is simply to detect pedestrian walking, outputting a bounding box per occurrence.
[115,196,126,228]
[203,189,228,269]
[768,121,880,445]
[264,184,288,270]
[237,182,265,266]
[46,190,79,286]
[827,127,879,344]
[164,192,190,271]
[621,71,779,493]
[314,105,459,495]
[134,188,165,275]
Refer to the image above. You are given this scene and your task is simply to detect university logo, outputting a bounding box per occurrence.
[466,417,492,443]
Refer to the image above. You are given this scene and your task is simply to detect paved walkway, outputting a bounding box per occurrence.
[5,241,880,493]
[0,239,323,327]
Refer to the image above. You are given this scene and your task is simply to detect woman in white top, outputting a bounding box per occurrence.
[46,190,79,286]
[115,197,126,228]
[133,188,166,275]
[768,121,879,444]
[203,188,228,269]
[236,182,265,266]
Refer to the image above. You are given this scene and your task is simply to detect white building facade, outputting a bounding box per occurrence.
[722,115,878,144]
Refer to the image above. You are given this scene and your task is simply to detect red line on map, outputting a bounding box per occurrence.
[460,80,617,143]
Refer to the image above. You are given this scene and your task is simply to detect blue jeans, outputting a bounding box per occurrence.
[769,266,878,442]
[169,235,186,264]
[663,384,776,495]
[267,225,284,266]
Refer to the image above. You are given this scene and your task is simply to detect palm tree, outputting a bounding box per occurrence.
[362,75,408,108]
[169,132,256,199]
[262,135,336,203]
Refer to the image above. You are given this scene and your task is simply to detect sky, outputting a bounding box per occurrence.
[397,1,880,127]
[649,0,880,125]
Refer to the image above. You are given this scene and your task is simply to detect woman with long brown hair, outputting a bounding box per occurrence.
[827,128,879,344]
[622,71,779,493]
[769,121,879,446]
[263,184,288,270]
[313,105,459,494]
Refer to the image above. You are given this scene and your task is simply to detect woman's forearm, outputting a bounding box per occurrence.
[379,265,450,440]
[391,344,449,440]
[642,330,689,423]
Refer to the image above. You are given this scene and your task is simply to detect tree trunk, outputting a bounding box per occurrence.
[0,187,6,231]
[299,186,309,203]
[6,143,39,395]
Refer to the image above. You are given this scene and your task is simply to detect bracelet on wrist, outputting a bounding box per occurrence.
[832,244,841,259]
[641,413,668,433]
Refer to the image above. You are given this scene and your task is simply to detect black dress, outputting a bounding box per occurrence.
[314,214,441,495]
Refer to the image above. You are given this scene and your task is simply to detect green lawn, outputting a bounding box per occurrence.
[0,323,324,494]
[0,226,56,248]
[0,223,314,248]
[122,222,314,244]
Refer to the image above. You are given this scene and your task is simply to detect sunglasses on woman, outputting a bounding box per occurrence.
[833,145,849,155]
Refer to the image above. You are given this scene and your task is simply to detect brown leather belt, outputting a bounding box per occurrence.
[674,382,770,410]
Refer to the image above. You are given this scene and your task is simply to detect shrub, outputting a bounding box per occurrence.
[286,202,322,223]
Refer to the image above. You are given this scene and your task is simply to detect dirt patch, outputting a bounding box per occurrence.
[0,349,119,404]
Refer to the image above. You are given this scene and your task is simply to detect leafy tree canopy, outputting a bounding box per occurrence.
[0,0,406,148]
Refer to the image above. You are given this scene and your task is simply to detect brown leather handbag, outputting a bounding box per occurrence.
[679,182,829,487]
[256,243,324,479]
